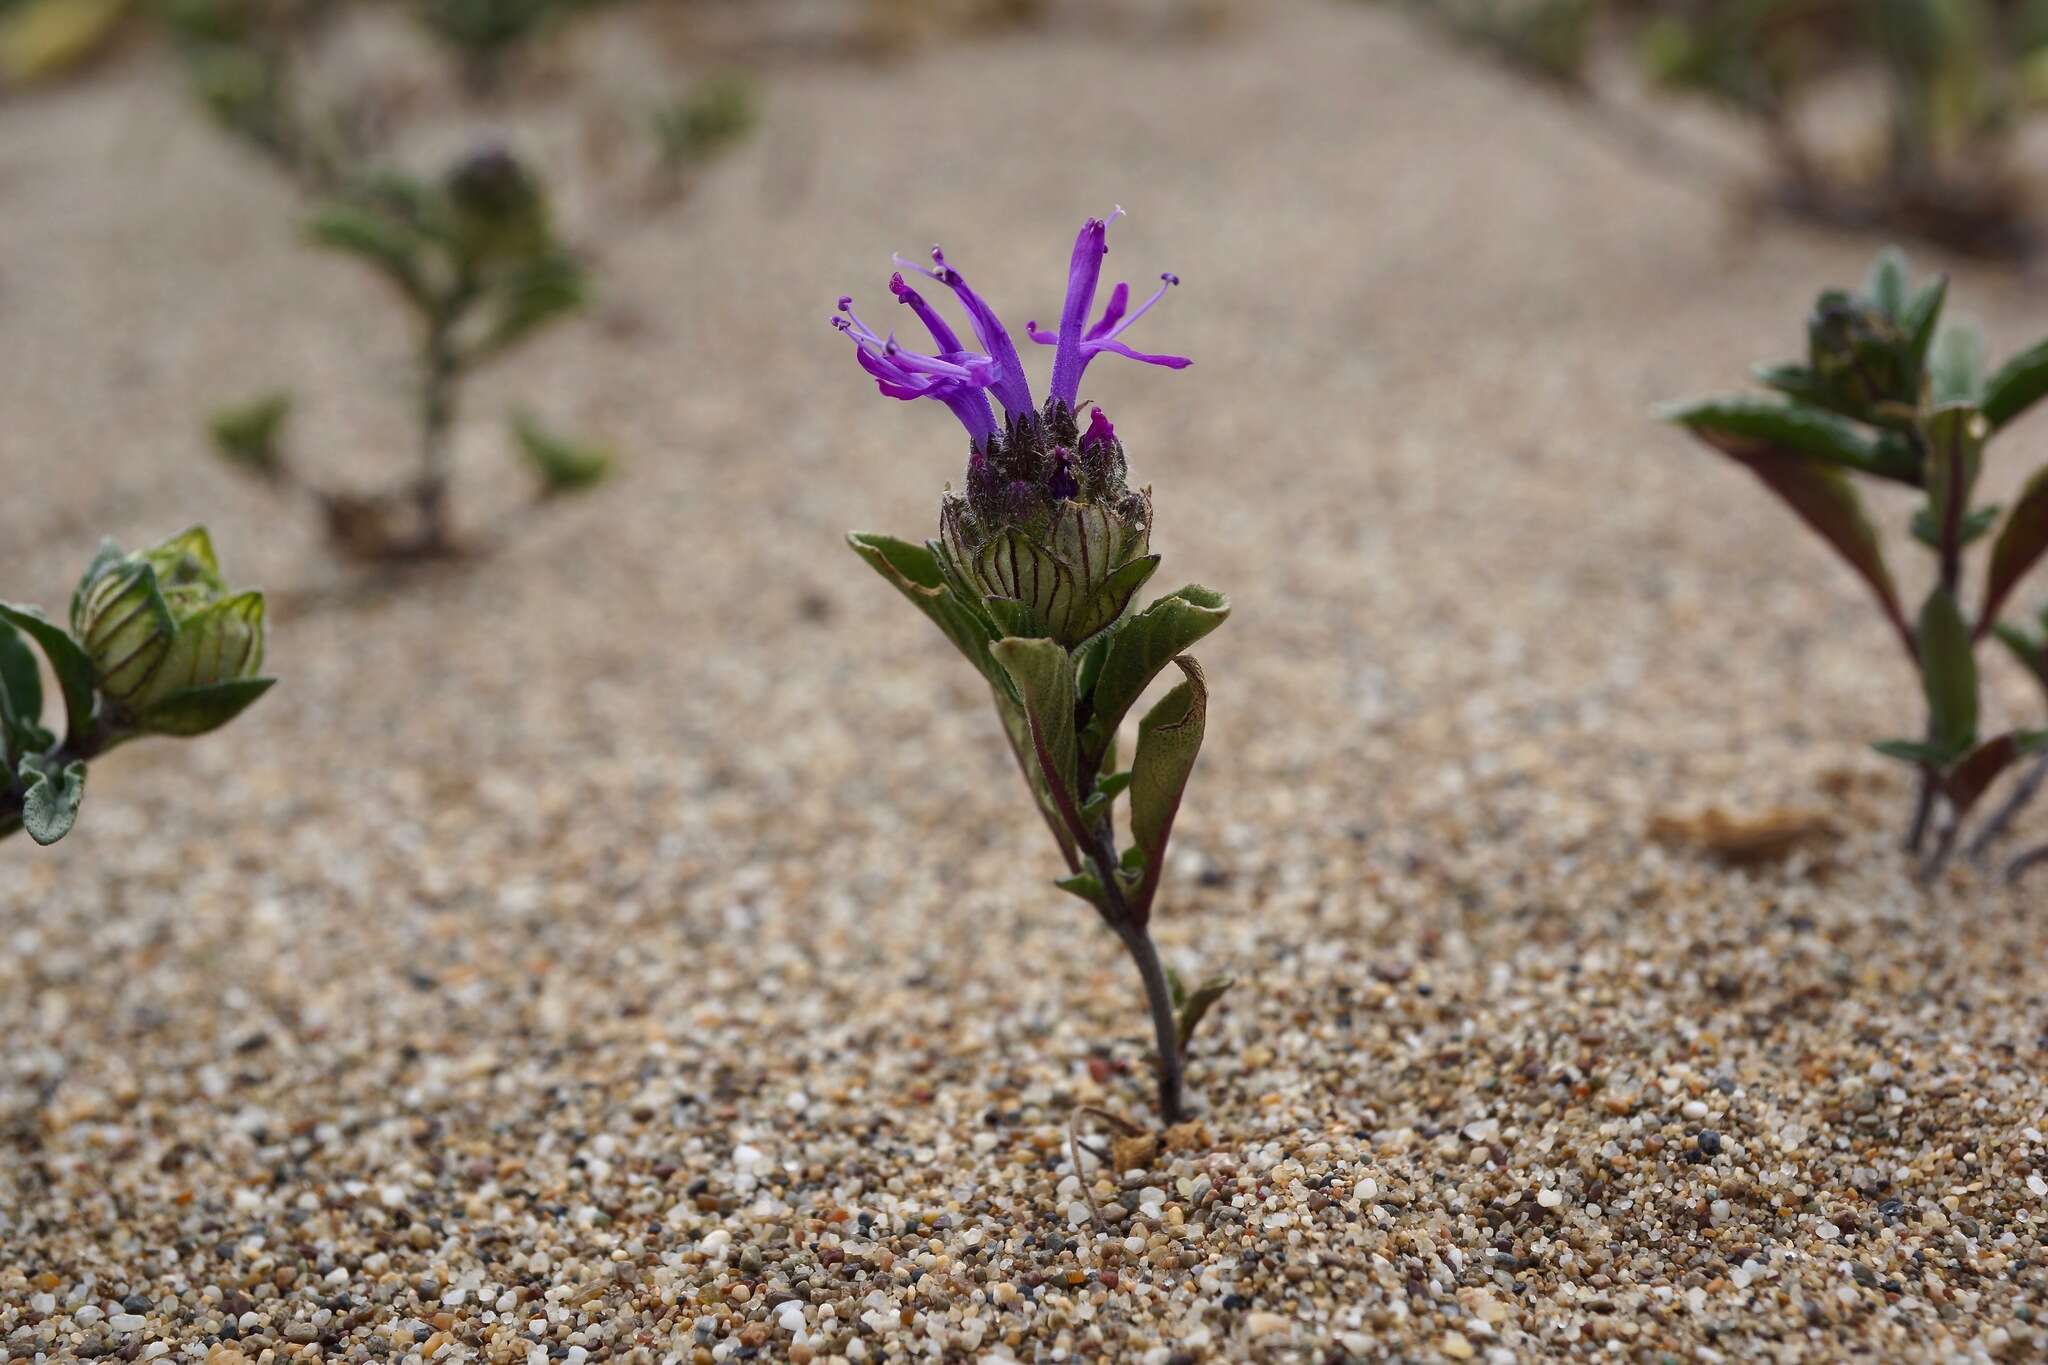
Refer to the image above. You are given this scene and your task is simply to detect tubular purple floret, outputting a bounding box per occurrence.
[897,247,1036,420]
[890,272,967,355]
[1050,216,1113,408]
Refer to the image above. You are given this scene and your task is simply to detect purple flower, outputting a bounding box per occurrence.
[833,210,1187,451]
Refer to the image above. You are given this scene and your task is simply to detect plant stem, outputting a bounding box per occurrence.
[1905,771,1937,854]
[1114,920,1185,1126]
[416,310,461,554]
[1967,750,2048,862]
[2009,842,2048,885]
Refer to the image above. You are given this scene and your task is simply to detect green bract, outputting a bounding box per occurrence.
[72,526,268,731]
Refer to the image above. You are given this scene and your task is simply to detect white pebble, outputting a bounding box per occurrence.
[1536,1188,1564,1209]
[109,1313,145,1332]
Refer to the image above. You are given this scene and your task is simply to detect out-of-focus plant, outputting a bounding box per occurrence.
[1640,0,2037,257]
[417,0,617,90]
[0,0,131,87]
[1663,247,2048,881]
[2,528,273,846]
[512,411,613,495]
[651,70,757,177]
[1407,0,1601,86]
[209,147,605,562]
[837,211,1232,1125]
[158,0,369,191]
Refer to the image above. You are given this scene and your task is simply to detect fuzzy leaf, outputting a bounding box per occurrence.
[132,677,275,737]
[1918,587,1978,763]
[475,250,585,358]
[1982,336,2048,431]
[846,533,1007,697]
[0,603,95,746]
[1054,870,1106,911]
[1661,396,1920,483]
[209,392,293,477]
[1865,248,1908,320]
[1125,657,1207,925]
[1669,425,1910,650]
[1928,323,1984,406]
[307,204,427,303]
[991,636,1081,830]
[17,754,84,846]
[1981,464,2048,635]
[1911,504,1998,551]
[1079,585,1229,775]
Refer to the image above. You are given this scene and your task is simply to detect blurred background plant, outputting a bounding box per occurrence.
[1373,0,2048,261]
[209,145,608,562]
[1665,248,2048,882]
[1,529,273,846]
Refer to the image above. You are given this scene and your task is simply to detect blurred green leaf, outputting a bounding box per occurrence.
[512,412,611,495]
[209,390,292,477]
[1928,323,1985,405]
[131,676,274,737]
[1922,402,1987,551]
[1982,335,2048,430]
[474,249,584,359]
[1911,504,1998,550]
[1918,586,1979,763]
[1903,275,1949,371]
[1661,396,1920,482]
[1994,621,2048,690]
[1982,464,2048,634]
[0,619,44,754]
[1944,730,2048,817]
[1865,247,1909,321]
[653,71,758,169]
[307,202,428,305]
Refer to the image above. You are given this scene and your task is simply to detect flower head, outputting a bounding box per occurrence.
[832,210,1188,454]
[72,527,269,730]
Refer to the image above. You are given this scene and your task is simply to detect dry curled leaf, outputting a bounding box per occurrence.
[1648,807,1839,866]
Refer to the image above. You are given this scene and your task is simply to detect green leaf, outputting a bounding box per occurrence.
[1660,395,1921,483]
[846,533,1007,697]
[1054,870,1105,911]
[1078,585,1230,775]
[1666,424,1910,653]
[1865,247,1908,320]
[1982,335,2048,430]
[0,619,44,754]
[512,412,612,495]
[981,596,1039,639]
[17,754,84,846]
[1994,622,2048,691]
[1125,657,1208,925]
[1981,464,2048,635]
[1918,587,1979,763]
[132,677,275,738]
[1903,275,1949,371]
[208,391,292,477]
[1753,363,1829,406]
[1921,404,1987,549]
[991,635,1081,830]
[1175,974,1234,1055]
[1928,322,1983,406]
[1874,738,1951,766]
[307,203,427,304]
[475,250,585,358]
[1078,769,1132,827]
[1911,504,1998,550]
[0,603,95,747]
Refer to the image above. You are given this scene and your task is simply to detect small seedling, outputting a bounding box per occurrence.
[1663,247,2048,882]
[1,528,274,846]
[838,211,1231,1125]
[209,146,606,562]
[651,71,758,175]
[512,412,613,496]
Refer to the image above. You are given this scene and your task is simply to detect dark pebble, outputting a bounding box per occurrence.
[1697,1130,1722,1155]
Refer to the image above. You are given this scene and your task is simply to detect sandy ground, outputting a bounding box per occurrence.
[5,2,2048,1361]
